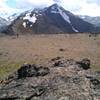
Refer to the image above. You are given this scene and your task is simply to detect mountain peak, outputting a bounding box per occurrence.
[47,3,62,14]
[49,3,61,10]
[51,3,59,7]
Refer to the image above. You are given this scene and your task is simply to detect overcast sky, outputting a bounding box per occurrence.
[0,0,100,17]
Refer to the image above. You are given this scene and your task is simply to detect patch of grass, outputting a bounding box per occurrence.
[91,64,100,71]
[0,61,24,80]
[0,60,40,80]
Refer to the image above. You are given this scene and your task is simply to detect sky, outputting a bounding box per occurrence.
[0,0,100,17]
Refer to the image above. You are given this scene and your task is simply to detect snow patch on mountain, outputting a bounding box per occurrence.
[58,8,71,24]
[51,6,59,13]
[7,13,20,23]
[30,24,33,27]
[50,4,79,32]
[23,13,37,23]
[72,26,79,32]
[22,22,26,28]
[51,5,71,24]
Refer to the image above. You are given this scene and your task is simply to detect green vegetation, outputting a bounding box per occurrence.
[92,64,100,71]
[0,61,24,80]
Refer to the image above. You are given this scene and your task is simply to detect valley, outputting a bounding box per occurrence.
[0,33,100,79]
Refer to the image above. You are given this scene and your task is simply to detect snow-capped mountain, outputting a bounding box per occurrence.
[0,17,8,25]
[7,13,22,24]
[6,4,100,34]
[0,12,22,33]
[79,15,100,27]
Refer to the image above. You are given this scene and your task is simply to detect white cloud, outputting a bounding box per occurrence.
[57,0,100,16]
[15,0,100,16]
[0,0,20,18]
[0,0,100,17]
[16,0,55,9]
[76,2,100,16]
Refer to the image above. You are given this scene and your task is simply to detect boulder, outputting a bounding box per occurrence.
[77,58,90,70]
[90,77,100,86]
[17,64,50,79]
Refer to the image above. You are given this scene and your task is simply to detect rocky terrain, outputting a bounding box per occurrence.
[0,57,100,100]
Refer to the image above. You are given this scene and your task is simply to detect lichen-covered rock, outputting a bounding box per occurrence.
[51,58,76,67]
[0,58,100,100]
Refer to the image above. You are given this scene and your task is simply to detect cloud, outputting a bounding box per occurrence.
[0,0,100,17]
[0,0,20,18]
[56,0,100,16]
[76,2,100,16]
[16,0,55,9]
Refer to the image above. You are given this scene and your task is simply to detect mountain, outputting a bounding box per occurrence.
[7,13,22,24]
[0,17,9,33]
[0,12,22,33]
[79,15,100,27]
[6,4,100,34]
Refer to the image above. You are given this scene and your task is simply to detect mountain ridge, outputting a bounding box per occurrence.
[79,15,100,27]
[1,4,100,34]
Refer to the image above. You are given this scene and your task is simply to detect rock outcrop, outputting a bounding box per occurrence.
[0,58,100,100]
[17,64,50,79]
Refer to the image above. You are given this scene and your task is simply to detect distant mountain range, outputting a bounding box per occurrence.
[0,4,100,34]
[79,15,100,27]
[0,17,8,33]
[0,13,20,33]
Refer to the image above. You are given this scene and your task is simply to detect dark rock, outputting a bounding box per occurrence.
[90,78,100,86]
[0,53,3,56]
[77,58,90,70]
[17,64,37,78]
[59,48,65,52]
[0,97,19,100]
[53,60,64,67]
[90,78,100,99]
[53,59,76,67]
[17,64,50,79]
[51,56,61,61]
